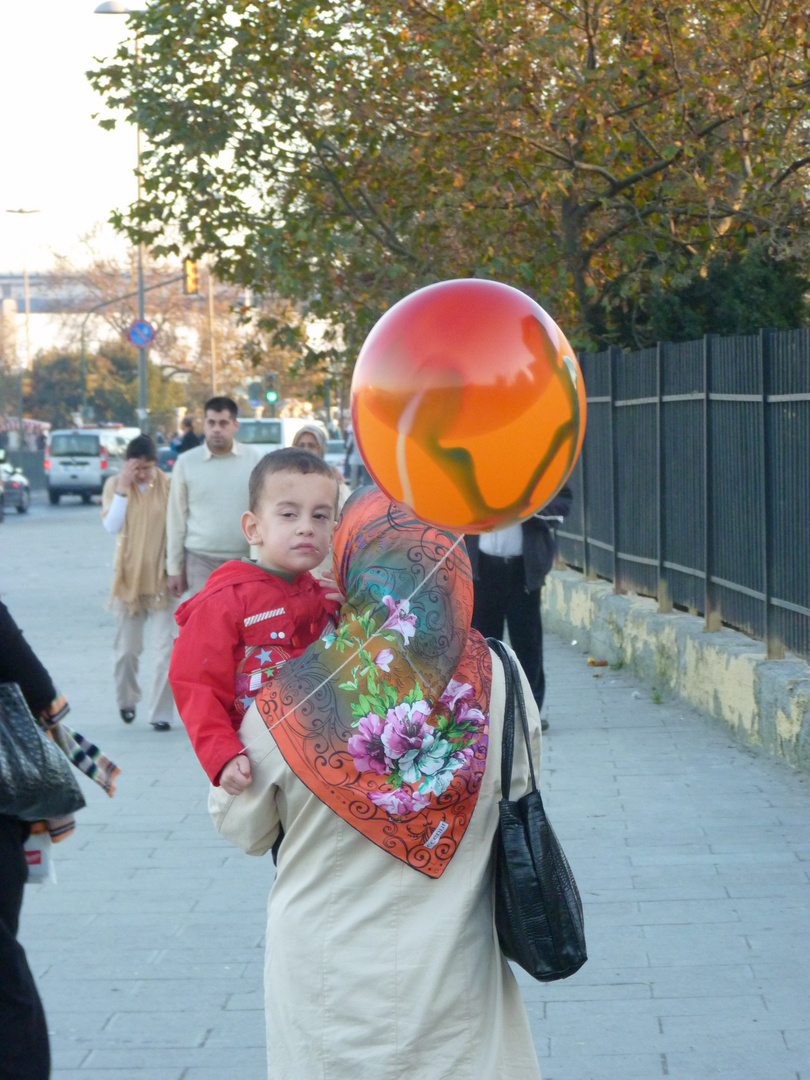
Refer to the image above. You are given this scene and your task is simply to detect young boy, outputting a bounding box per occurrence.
[169,448,341,795]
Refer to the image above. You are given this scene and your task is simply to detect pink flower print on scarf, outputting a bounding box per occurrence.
[373,648,394,672]
[347,713,389,776]
[368,787,431,815]
[380,595,417,644]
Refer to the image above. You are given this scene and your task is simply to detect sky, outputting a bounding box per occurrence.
[0,0,145,274]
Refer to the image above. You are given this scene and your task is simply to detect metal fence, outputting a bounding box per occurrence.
[556,329,810,662]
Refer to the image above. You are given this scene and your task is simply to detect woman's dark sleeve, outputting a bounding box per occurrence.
[543,485,573,520]
[0,601,57,716]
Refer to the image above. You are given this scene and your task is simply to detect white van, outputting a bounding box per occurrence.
[234,416,308,455]
[45,426,137,504]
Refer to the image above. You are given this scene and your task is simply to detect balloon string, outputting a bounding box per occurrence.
[238,534,465,757]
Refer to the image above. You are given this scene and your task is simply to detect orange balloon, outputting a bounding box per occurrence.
[351,279,586,532]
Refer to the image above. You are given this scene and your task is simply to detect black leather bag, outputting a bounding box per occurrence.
[488,639,587,982]
[0,682,86,821]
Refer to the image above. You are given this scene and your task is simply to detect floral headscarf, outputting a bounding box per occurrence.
[253,487,492,877]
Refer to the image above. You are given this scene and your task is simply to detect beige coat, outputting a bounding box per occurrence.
[210,647,543,1080]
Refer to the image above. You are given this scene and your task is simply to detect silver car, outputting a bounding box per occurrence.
[45,428,129,504]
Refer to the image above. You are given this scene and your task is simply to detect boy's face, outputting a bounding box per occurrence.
[241,469,337,575]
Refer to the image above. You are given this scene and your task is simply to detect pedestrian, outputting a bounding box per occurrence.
[291,423,350,573]
[210,488,543,1080]
[295,421,352,535]
[342,424,370,489]
[101,434,177,731]
[292,422,347,485]
[170,448,340,793]
[1,601,119,1080]
[176,415,201,454]
[166,396,259,598]
[465,486,572,730]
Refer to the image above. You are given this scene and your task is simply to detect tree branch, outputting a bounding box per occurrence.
[770,154,810,188]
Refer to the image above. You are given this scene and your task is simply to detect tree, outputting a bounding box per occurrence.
[88,1,810,353]
[50,234,310,416]
[635,245,810,343]
[24,343,187,430]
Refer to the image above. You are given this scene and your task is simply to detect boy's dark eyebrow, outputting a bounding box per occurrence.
[273,500,334,511]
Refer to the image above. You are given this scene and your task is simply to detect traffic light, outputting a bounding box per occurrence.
[21,377,33,396]
[247,380,262,402]
[263,372,279,403]
[184,258,199,295]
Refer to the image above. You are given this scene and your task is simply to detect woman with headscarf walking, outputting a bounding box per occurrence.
[292,424,349,489]
[210,488,543,1080]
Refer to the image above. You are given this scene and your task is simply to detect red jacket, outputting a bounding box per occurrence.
[170,560,338,784]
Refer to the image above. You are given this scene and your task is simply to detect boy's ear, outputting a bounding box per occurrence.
[241,510,261,546]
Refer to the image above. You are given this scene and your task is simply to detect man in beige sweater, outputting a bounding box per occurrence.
[167,396,260,598]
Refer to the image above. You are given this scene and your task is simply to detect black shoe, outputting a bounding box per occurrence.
[120,708,136,723]
[151,720,171,732]
[541,716,550,732]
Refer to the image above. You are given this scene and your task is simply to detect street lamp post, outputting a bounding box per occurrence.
[94,1,148,429]
[5,208,41,449]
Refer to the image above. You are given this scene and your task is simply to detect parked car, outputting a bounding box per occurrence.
[0,461,30,514]
[157,446,177,473]
[45,426,131,504]
[235,417,308,455]
[325,438,346,473]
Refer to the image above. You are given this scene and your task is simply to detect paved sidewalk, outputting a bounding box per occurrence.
[3,497,810,1079]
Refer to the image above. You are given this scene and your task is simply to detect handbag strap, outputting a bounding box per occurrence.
[487,638,539,800]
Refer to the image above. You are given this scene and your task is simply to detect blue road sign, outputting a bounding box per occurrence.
[127,320,155,348]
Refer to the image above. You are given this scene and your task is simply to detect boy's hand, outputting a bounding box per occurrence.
[220,753,253,795]
[316,569,344,604]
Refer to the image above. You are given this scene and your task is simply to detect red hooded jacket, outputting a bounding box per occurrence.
[169,560,338,784]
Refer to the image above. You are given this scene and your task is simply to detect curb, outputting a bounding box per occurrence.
[543,568,810,771]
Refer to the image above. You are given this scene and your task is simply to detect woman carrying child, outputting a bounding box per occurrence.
[210,487,543,1079]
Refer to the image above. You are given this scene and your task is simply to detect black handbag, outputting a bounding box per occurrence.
[488,638,587,982]
[0,682,86,821]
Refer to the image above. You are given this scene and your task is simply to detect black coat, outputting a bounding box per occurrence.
[465,486,572,592]
[0,602,56,716]
[177,430,202,454]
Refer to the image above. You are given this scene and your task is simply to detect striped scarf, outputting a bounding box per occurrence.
[37,693,120,841]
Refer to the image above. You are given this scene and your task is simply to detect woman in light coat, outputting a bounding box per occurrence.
[210,488,543,1080]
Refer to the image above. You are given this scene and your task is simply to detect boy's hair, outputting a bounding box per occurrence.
[204,395,238,419]
[126,434,158,461]
[249,447,338,512]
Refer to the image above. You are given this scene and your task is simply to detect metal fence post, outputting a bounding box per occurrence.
[580,429,590,579]
[656,341,670,612]
[703,334,716,630]
[759,329,782,658]
[609,346,622,593]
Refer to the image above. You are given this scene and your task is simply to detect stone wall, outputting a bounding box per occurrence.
[543,569,810,771]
